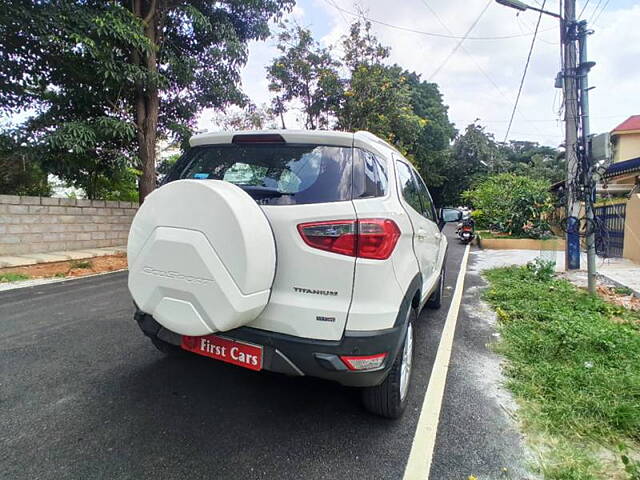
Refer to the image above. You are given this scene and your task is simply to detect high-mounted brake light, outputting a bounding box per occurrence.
[340,353,387,371]
[231,134,285,144]
[297,218,400,260]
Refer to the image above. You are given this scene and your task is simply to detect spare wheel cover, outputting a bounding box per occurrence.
[127,179,276,336]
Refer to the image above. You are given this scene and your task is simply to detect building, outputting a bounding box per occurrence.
[604,115,640,194]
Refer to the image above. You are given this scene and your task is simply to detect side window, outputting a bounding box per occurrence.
[353,149,388,198]
[412,170,436,221]
[372,154,388,195]
[396,161,422,214]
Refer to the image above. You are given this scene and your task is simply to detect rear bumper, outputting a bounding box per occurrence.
[135,311,406,387]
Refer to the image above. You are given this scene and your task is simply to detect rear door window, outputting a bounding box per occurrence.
[169,144,353,205]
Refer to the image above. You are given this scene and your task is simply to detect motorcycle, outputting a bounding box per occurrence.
[456,217,475,244]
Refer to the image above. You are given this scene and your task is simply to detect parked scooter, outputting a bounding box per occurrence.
[456,216,475,244]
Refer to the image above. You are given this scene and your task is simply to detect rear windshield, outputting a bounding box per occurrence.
[167,144,352,205]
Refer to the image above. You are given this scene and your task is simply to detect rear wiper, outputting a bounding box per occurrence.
[238,185,293,197]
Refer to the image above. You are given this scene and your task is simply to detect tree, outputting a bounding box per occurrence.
[0,132,51,196]
[267,23,343,129]
[437,123,505,205]
[337,21,423,156]
[462,173,553,238]
[499,140,563,184]
[0,0,293,201]
[214,104,278,131]
[341,19,390,70]
[403,72,456,206]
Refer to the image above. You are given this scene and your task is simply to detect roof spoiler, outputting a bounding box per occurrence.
[231,134,285,144]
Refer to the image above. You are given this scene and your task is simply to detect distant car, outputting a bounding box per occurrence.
[128,130,462,418]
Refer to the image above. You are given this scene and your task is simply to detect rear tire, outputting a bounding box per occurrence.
[425,264,445,309]
[361,307,416,419]
[150,337,184,356]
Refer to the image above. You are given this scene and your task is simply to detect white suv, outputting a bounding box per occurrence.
[128,130,461,418]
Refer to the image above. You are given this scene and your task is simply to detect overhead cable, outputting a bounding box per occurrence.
[321,0,554,41]
[504,0,547,141]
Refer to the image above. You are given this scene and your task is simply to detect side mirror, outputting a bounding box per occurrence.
[441,208,463,223]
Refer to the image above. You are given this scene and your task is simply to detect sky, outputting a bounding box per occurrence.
[199,0,640,148]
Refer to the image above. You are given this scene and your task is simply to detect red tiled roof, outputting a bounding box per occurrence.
[612,115,640,133]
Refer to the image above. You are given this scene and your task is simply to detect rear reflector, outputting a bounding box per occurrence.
[297,218,400,260]
[340,353,387,371]
[232,134,285,144]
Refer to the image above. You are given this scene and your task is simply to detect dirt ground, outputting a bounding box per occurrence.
[596,284,640,312]
[0,254,128,280]
[558,270,640,312]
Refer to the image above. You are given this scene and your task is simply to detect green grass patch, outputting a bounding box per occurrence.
[484,264,640,478]
[613,286,634,296]
[0,272,30,283]
[69,260,92,269]
[478,230,562,241]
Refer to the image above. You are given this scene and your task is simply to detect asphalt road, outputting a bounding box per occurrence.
[0,226,531,480]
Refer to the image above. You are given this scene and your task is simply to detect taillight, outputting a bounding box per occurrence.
[340,353,387,371]
[297,218,400,260]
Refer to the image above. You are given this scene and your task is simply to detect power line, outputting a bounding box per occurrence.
[320,0,555,41]
[419,0,549,139]
[325,0,349,25]
[578,0,591,19]
[428,0,492,81]
[591,0,610,24]
[504,0,547,141]
[586,0,604,21]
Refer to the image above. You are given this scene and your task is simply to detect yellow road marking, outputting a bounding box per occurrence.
[403,244,471,480]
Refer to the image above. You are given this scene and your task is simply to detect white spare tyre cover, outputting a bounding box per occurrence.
[127,180,276,336]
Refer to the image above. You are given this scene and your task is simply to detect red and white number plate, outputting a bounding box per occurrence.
[181,334,263,371]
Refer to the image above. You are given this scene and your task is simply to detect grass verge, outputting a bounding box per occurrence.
[0,272,30,283]
[478,230,562,240]
[484,264,640,479]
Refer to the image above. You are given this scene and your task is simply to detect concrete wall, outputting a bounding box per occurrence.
[0,195,138,256]
[479,236,566,251]
[623,193,640,264]
[613,131,640,163]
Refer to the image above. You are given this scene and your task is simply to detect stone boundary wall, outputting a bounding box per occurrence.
[623,193,640,264]
[0,195,138,257]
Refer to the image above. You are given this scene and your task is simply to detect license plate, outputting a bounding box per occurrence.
[181,334,263,371]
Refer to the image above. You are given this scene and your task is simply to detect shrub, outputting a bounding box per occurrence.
[462,173,553,238]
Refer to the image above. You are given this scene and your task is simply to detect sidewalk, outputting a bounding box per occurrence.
[470,248,640,297]
[0,246,126,269]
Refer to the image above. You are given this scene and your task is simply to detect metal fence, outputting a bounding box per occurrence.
[594,203,626,258]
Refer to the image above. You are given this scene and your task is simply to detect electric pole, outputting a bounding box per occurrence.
[577,20,597,293]
[563,0,581,271]
[494,0,598,289]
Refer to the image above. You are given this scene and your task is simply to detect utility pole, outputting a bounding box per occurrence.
[563,0,581,271]
[494,0,598,287]
[577,20,597,293]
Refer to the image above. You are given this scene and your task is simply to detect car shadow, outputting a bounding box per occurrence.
[72,349,413,478]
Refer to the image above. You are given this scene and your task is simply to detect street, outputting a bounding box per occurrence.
[0,227,530,480]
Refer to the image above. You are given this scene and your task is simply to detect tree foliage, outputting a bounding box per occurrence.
[336,21,423,156]
[214,104,278,131]
[0,132,51,196]
[462,173,554,238]
[267,23,342,129]
[0,0,293,200]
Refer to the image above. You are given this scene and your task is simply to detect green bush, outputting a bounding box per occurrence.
[462,173,553,238]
